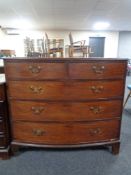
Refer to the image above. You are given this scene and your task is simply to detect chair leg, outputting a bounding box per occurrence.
[123,90,131,107]
[61,51,63,58]
[71,49,73,57]
[69,47,73,57]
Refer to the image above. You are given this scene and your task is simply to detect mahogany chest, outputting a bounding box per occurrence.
[4,58,127,154]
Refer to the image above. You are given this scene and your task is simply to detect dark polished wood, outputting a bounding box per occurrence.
[8,80,124,100]
[5,61,126,80]
[69,62,126,79]
[10,100,122,122]
[4,57,127,155]
[112,142,120,155]
[12,120,120,145]
[5,62,67,79]
[0,83,11,159]
[0,85,5,100]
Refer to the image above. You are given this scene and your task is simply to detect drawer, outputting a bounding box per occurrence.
[0,102,4,116]
[10,100,122,122]
[0,119,5,132]
[0,84,5,100]
[5,62,67,80]
[8,80,124,100]
[12,120,120,145]
[69,62,126,79]
[0,135,6,147]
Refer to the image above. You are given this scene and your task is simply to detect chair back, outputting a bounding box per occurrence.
[45,33,50,50]
[45,33,49,40]
[69,32,73,45]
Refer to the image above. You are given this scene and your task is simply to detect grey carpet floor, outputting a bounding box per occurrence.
[0,76,131,175]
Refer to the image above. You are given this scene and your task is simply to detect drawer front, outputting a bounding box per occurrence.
[8,80,124,100]
[0,135,6,147]
[5,62,67,79]
[69,62,126,79]
[12,120,120,144]
[10,100,122,122]
[0,84,5,100]
[0,102,4,116]
[0,119,5,132]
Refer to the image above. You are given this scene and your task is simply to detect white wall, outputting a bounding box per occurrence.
[118,31,131,59]
[0,29,119,57]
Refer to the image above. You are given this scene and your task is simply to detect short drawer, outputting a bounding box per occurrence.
[69,62,126,79]
[12,120,120,145]
[8,80,124,100]
[5,62,67,80]
[10,100,122,122]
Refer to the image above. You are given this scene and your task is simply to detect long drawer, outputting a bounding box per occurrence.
[8,80,124,100]
[12,120,120,145]
[10,100,122,122]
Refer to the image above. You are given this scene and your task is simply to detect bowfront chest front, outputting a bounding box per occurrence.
[4,58,127,154]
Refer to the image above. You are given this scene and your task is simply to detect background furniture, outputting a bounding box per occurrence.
[24,37,46,57]
[68,32,89,57]
[127,59,131,76]
[123,85,131,107]
[45,33,64,57]
[0,81,10,159]
[0,50,16,57]
[4,58,127,155]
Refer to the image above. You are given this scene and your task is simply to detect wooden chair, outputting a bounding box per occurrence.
[123,85,131,107]
[68,32,88,57]
[45,33,64,58]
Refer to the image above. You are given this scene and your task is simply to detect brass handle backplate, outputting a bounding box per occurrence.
[29,85,43,94]
[92,66,105,74]
[31,106,44,114]
[29,65,41,74]
[90,86,104,93]
[89,106,104,114]
[32,129,45,136]
[89,128,102,136]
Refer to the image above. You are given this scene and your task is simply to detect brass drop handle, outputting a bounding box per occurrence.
[31,106,44,114]
[90,86,104,93]
[29,65,41,74]
[89,128,102,135]
[32,129,45,136]
[92,66,105,74]
[89,106,103,114]
[29,85,43,94]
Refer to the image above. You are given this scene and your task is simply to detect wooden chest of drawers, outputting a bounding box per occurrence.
[0,82,10,159]
[4,58,127,154]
